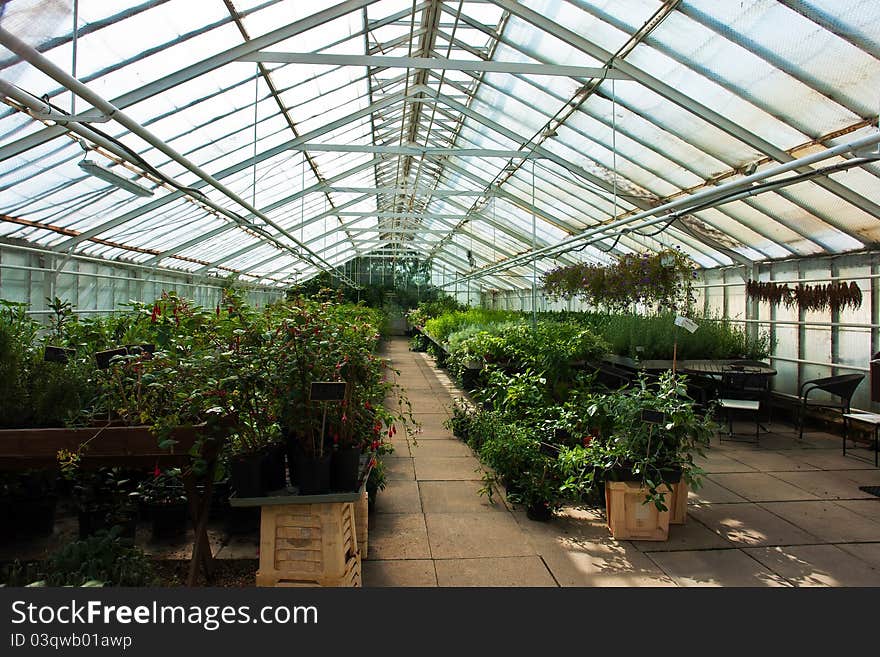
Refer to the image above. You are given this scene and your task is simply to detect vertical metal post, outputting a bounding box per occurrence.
[830,258,840,377]
[531,158,537,329]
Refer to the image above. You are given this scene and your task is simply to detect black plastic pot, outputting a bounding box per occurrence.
[260,443,287,492]
[330,446,361,492]
[606,463,682,484]
[206,479,231,520]
[148,500,188,540]
[526,501,553,522]
[229,451,266,498]
[95,347,128,369]
[13,497,57,537]
[224,507,259,535]
[293,448,332,495]
[78,507,137,541]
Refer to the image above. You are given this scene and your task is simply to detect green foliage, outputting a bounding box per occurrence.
[422,308,518,344]
[582,311,772,360]
[543,249,697,313]
[0,300,95,429]
[42,529,156,587]
[565,372,716,509]
[406,295,467,328]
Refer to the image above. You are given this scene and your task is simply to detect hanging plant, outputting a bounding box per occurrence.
[746,279,862,313]
[543,249,696,312]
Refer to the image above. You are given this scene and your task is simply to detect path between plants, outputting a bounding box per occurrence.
[363,337,880,587]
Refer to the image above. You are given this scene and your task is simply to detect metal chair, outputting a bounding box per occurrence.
[797,373,865,440]
[719,370,771,442]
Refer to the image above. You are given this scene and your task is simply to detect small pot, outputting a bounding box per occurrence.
[526,501,553,522]
[95,347,128,369]
[78,507,137,541]
[148,499,189,540]
[13,497,57,537]
[330,446,362,492]
[224,507,260,535]
[260,443,287,492]
[293,447,332,495]
[229,451,266,498]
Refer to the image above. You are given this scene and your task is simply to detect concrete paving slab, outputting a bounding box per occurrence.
[832,499,880,522]
[695,452,757,474]
[647,549,790,587]
[434,556,557,586]
[383,456,416,481]
[419,480,502,514]
[690,502,819,547]
[744,544,880,586]
[724,449,820,472]
[407,439,474,457]
[760,501,880,543]
[373,480,423,514]
[368,513,431,560]
[770,470,879,500]
[630,516,732,552]
[688,478,748,504]
[425,512,535,559]
[707,472,819,502]
[538,540,676,587]
[835,542,880,569]
[362,559,438,587]
[413,456,485,481]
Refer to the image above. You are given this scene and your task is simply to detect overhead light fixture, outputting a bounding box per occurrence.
[78,159,154,197]
[541,126,558,138]
[743,162,758,176]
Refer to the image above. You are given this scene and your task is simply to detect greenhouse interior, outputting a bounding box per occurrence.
[0,0,879,589]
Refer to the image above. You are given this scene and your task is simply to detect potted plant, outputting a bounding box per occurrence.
[58,451,138,541]
[133,467,189,540]
[573,372,715,539]
[0,470,57,540]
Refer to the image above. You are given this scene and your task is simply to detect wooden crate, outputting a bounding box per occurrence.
[669,481,688,525]
[605,481,671,541]
[255,501,361,587]
[354,489,369,558]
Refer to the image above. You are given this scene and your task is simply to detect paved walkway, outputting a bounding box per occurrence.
[363,337,880,587]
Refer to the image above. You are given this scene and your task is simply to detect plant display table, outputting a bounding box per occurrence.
[0,423,226,586]
[231,460,372,587]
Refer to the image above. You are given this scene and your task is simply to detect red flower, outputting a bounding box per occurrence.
[153,464,161,478]
[371,440,380,451]
[582,435,594,447]
[364,401,372,410]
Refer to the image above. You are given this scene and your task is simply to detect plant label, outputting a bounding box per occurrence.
[674,315,699,333]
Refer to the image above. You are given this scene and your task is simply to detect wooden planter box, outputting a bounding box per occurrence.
[605,481,672,541]
[255,501,361,588]
[669,480,688,525]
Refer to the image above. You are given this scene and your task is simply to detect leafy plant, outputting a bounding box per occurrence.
[542,249,697,313]
[41,528,156,586]
[572,372,716,510]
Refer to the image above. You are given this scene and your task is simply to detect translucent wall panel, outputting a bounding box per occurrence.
[0,244,282,322]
